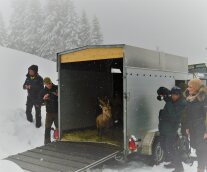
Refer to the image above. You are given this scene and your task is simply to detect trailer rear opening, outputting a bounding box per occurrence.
[58,48,124,147]
[57,44,189,164]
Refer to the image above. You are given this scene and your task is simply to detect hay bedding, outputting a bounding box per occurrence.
[61,128,123,146]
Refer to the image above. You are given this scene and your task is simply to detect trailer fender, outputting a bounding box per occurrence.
[141,131,159,155]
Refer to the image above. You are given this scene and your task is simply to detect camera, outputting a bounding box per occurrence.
[157,87,171,101]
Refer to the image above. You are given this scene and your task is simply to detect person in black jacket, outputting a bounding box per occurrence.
[158,86,186,172]
[185,79,207,172]
[40,77,58,144]
[23,65,43,128]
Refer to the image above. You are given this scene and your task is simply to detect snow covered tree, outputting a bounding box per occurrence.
[77,11,91,47]
[91,16,103,45]
[63,0,79,50]
[0,11,7,47]
[39,0,66,60]
[23,0,43,56]
[8,0,28,51]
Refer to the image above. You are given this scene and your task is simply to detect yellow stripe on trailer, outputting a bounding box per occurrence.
[60,47,123,63]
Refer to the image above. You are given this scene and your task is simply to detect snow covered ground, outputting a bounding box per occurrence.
[0,47,199,171]
[0,47,57,171]
[102,161,197,172]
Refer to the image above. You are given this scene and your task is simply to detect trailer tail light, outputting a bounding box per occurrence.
[53,130,59,140]
[128,135,137,152]
[51,128,59,140]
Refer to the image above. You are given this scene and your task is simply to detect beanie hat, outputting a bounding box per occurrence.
[171,86,182,95]
[43,77,52,84]
[28,65,38,73]
[188,79,204,91]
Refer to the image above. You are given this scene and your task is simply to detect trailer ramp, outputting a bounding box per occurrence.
[6,141,120,172]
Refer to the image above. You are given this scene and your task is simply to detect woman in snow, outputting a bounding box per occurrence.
[185,79,207,172]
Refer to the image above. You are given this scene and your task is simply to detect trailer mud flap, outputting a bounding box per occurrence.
[6,141,120,172]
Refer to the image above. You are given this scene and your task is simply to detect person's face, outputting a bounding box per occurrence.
[171,93,180,102]
[28,69,35,76]
[45,83,52,89]
[187,83,197,96]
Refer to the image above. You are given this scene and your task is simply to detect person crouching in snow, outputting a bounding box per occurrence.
[185,79,207,172]
[23,65,44,128]
[40,77,58,145]
[159,86,186,172]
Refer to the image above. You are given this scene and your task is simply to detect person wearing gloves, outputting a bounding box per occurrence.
[185,79,207,172]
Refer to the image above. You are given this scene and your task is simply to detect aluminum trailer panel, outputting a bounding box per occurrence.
[124,67,186,150]
[6,141,120,172]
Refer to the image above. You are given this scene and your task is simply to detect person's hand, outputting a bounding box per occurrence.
[186,129,190,135]
[25,85,31,89]
[204,133,207,140]
[52,91,58,96]
[43,94,49,100]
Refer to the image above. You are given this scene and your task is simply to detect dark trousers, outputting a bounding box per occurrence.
[196,146,207,170]
[44,112,58,144]
[26,96,41,127]
[160,135,183,169]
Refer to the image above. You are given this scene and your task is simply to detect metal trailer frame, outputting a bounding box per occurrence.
[57,44,188,157]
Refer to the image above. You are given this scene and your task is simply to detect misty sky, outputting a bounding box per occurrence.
[0,0,207,64]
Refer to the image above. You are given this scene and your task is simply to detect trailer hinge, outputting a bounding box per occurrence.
[124,92,130,99]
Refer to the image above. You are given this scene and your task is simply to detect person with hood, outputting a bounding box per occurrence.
[40,77,58,144]
[185,79,207,172]
[159,86,186,172]
[23,65,44,128]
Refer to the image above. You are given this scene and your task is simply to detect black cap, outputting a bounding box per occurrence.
[28,65,38,73]
[171,86,182,95]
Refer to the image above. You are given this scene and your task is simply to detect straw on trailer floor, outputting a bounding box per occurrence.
[61,128,123,146]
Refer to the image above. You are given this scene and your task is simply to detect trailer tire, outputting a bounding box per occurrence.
[150,136,164,165]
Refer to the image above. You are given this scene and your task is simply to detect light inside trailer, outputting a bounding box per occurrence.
[111,68,122,73]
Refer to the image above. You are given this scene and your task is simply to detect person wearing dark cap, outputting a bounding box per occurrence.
[185,79,207,172]
[40,77,58,144]
[159,86,186,172]
[23,65,44,128]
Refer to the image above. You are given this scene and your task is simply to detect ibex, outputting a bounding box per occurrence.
[96,97,112,136]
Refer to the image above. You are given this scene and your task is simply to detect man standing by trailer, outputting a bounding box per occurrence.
[23,65,44,128]
[158,86,186,172]
[40,77,58,144]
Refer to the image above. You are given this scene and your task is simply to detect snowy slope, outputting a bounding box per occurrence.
[0,47,57,171]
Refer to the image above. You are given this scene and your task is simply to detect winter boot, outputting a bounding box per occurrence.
[27,116,33,123]
[44,128,51,145]
[44,138,51,145]
[36,121,41,128]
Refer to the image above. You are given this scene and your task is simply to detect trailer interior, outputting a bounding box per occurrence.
[58,47,124,147]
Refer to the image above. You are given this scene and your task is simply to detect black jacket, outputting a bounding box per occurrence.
[40,84,58,113]
[186,88,207,149]
[159,97,186,136]
[23,74,44,99]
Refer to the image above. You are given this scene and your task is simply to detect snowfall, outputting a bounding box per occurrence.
[0,47,198,171]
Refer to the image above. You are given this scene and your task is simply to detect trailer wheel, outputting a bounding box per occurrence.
[151,137,164,165]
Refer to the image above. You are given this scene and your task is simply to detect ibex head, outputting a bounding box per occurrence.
[98,97,112,118]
